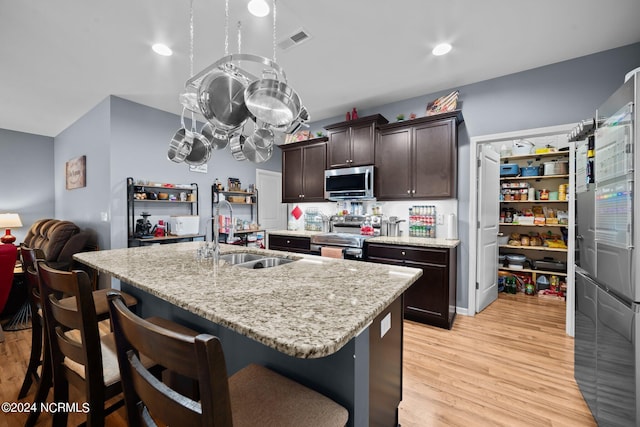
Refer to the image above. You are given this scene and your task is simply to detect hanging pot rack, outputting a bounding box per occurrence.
[168,0,308,165]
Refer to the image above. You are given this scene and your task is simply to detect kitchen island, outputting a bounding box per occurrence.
[74,242,422,426]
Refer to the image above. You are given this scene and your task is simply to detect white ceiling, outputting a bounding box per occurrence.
[1,0,639,137]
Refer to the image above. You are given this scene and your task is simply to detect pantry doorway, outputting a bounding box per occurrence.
[468,123,576,336]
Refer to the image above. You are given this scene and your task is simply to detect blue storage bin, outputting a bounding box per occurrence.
[520,165,540,176]
[500,164,519,177]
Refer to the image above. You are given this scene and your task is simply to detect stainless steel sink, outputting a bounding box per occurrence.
[219,253,266,264]
[219,253,295,269]
[235,257,295,269]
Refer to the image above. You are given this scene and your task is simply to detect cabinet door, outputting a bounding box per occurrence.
[413,119,456,198]
[282,147,303,203]
[350,123,376,166]
[375,128,412,200]
[301,142,327,202]
[403,260,448,327]
[327,128,351,168]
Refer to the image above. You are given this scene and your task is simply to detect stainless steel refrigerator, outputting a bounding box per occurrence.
[575,70,640,427]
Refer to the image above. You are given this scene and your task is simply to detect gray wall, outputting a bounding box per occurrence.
[53,96,282,252]
[0,128,54,243]
[55,97,111,249]
[307,42,640,310]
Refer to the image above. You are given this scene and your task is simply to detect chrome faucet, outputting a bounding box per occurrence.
[213,199,234,265]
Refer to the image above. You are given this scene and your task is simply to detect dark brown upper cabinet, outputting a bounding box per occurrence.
[325,114,388,169]
[375,111,463,200]
[279,137,327,203]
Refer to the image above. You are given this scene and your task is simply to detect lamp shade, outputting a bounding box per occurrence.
[0,213,22,228]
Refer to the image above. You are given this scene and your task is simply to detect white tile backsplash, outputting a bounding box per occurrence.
[287,199,458,238]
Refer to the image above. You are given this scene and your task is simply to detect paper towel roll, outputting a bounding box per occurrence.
[446,213,458,240]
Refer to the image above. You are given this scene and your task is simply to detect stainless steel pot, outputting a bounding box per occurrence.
[167,128,192,163]
[184,131,212,166]
[244,78,301,127]
[167,110,192,163]
[387,218,405,237]
[201,122,231,150]
[229,133,247,161]
[242,128,274,163]
[198,67,251,131]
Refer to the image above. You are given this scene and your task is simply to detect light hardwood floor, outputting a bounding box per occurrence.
[1,293,594,427]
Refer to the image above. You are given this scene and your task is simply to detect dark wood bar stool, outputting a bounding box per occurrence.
[17,246,138,399]
[36,261,200,427]
[35,259,151,427]
[108,292,349,427]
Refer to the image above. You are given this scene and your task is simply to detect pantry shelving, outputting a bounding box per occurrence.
[498,149,571,295]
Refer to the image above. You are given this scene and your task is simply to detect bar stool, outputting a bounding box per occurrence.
[18,246,138,399]
[37,260,200,427]
[108,292,349,427]
[37,260,146,426]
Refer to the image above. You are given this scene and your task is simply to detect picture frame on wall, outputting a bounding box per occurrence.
[65,155,86,190]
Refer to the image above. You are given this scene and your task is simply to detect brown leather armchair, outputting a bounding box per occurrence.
[22,219,94,271]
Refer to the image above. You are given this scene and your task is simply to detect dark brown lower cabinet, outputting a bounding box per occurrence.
[267,234,311,254]
[366,243,457,329]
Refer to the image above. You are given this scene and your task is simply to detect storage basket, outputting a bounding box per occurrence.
[512,139,534,155]
[227,196,246,203]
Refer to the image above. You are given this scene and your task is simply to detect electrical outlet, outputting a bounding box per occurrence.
[437,213,444,225]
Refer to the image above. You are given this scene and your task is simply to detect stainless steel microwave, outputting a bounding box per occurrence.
[324,165,374,200]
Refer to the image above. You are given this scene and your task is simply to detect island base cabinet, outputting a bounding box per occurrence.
[367,244,457,329]
[120,282,405,427]
[369,294,403,427]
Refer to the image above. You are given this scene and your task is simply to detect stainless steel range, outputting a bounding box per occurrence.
[310,215,372,259]
[310,232,371,259]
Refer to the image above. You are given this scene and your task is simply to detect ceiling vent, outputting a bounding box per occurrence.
[277,28,312,51]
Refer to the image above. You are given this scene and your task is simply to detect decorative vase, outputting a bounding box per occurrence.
[351,108,358,120]
[345,112,351,121]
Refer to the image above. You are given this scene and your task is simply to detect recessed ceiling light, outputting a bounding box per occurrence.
[248,0,270,17]
[432,43,452,56]
[152,43,173,56]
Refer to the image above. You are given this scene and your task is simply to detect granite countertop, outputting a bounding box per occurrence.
[267,230,322,237]
[367,236,460,248]
[74,243,421,359]
[268,230,460,249]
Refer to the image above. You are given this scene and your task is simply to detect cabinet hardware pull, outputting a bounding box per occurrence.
[412,189,416,194]
[286,240,290,244]
[407,190,411,194]
[401,251,406,256]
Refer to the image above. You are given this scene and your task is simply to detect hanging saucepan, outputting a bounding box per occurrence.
[229,133,247,161]
[184,113,212,166]
[198,65,251,131]
[167,108,193,163]
[242,127,274,163]
[244,78,301,127]
[184,132,212,166]
[201,122,231,150]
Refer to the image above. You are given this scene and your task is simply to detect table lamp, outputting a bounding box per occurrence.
[0,213,22,244]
